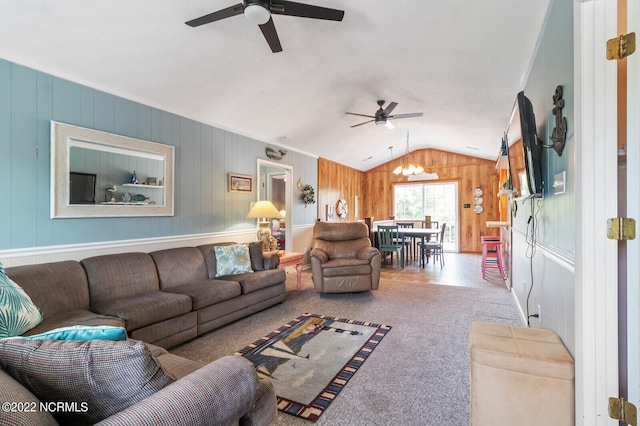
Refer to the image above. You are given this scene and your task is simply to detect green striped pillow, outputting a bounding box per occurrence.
[0,262,43,338]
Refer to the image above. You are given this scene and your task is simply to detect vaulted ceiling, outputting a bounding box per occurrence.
[0,0,551,170]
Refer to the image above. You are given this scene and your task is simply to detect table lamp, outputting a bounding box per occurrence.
[246,200,283,251]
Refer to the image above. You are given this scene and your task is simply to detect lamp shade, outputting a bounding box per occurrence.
[246,200,282,219]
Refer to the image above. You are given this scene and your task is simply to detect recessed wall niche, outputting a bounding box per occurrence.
[51,121,175,218]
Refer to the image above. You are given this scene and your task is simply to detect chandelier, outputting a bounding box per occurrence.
[393,132,424,176]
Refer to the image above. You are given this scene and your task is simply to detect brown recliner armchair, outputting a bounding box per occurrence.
[309,221,381,293]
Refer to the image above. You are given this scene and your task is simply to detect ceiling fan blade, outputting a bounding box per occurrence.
[259,17,283,53]
[271,1,345,21]
[385,120,395,130]
[185,4,244,27]
[383,101,398,116]
[345,112,376,119]
[388,112,424,120]
[350,120,375,128]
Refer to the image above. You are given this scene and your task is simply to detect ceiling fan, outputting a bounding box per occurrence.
[345,100,423,129]
[185,1,345,53]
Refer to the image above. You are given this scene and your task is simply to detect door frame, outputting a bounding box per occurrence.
[574,0,620,424]
[392,180,460,252]
[257,159,293,252]
[625,0,640,410]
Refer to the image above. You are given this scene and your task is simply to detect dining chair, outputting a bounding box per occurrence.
[420,223,447,267]
[422,219,439,230]
[377,225,404,268]
[395,222,416,261]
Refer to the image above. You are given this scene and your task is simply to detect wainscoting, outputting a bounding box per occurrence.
[0,224,316,268]
[510,230,576,356]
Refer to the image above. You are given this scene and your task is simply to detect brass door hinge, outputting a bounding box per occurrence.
[609,397,638,425]
[607,218,636,240]
[607,32,636,60]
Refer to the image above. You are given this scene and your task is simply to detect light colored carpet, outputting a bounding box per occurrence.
[171,269,522,426]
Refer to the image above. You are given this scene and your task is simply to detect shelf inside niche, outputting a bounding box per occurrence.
[100,201,153,205]
[121,183,164,189]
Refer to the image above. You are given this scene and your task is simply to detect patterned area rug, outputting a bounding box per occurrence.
[235,313,392,422]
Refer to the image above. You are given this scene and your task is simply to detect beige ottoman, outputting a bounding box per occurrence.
[470,322,574,426]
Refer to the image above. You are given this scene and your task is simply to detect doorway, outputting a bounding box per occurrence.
[257,159,293,252]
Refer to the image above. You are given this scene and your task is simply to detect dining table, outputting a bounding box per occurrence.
[374,226,441,267]
[398,228,442,267]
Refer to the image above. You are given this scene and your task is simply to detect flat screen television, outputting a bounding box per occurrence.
[516,91,543,198]
[69,172,96,204]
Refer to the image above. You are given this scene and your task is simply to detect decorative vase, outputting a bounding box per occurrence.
[257,222,272,251]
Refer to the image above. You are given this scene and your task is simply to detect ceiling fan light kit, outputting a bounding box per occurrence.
[244,3,271,25]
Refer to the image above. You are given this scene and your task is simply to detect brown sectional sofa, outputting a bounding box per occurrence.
[1,242,286,425]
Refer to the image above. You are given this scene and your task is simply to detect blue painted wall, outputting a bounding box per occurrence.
[0,58,318,250]
[509,0,575,350]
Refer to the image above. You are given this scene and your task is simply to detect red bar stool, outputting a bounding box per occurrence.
[481,237,505,279]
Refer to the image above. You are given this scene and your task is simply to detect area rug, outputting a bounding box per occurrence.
[235,313,392,422]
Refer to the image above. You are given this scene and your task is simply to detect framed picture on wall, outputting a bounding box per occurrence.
[228,173,253,193]
[325,204,335,222]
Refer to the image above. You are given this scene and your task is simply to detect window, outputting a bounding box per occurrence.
[394,182,458,251]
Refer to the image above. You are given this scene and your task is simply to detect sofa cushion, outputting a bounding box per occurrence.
[9,325,127,342]
[91,291,192,331]
[214,244,253,277]
[155,353,204,379]
[0,262,43,338]
[24,309,125,336]
[248,242,265,271]
[149,247,209,290]
[0,339,174,425]
[219,269,286,294]
[197,242,236,278]
[0,369,59,425]
[161,280,241,310]
[6,260,90,318]
[82,253,160,305]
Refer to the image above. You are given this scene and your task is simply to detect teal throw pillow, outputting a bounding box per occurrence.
[0,262,43,338]
[7,325,127,341]
[214,244,254,277]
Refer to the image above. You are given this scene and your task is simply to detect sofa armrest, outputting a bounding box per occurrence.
[357,246,379,261]
[95,356,262,426]
[309,248,329,264]
[263,252,280,270]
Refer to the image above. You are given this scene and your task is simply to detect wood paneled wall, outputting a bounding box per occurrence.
[318,148,500,253]
[317,158,365,222]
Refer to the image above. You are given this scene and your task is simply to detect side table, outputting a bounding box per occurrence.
[277,252,304,290]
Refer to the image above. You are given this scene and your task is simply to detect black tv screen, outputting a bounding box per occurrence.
[516,91,543,197]
[70,172,96,204]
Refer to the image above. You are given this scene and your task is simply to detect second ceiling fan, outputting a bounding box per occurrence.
[346,100,423,129]
[185,0,344,53]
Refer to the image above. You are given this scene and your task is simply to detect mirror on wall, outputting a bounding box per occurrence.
[257,159,292,252]
[51,121,175,218]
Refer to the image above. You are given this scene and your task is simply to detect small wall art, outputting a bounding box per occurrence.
[228,173,253,193]
[325,204,335,222]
